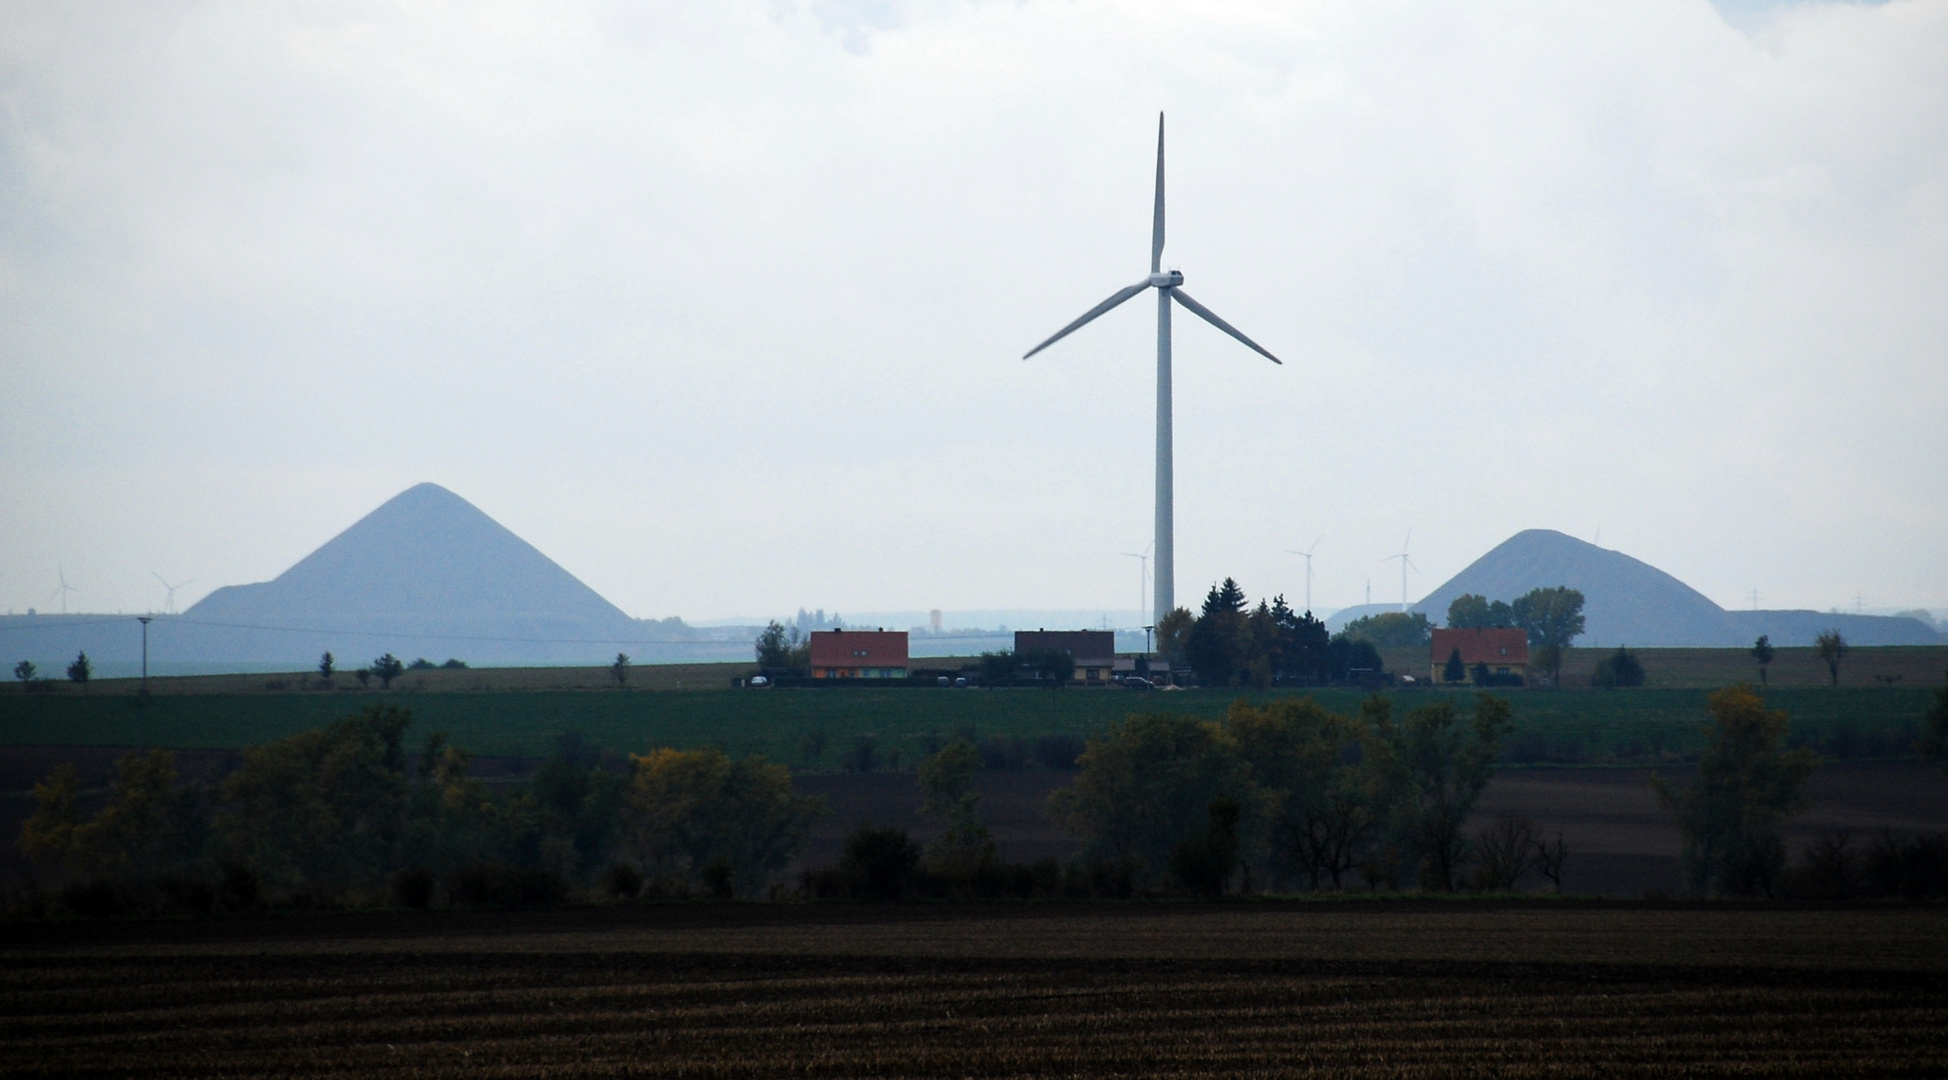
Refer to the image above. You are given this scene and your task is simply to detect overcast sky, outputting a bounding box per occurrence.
[3,0,1944,625]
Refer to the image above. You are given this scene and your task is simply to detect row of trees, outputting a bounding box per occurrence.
[1155,580,1382,688]
[20,707,824,914]
[1050,695,1517,892]
[25,671,1941,913]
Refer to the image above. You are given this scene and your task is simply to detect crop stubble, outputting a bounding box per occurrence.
[4,904,1945,1077]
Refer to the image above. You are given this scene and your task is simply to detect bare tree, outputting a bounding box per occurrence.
[1533,831,1568,894]
[1470,813,1538,891]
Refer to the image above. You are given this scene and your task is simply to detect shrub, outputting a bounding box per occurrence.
[1031,733,1086,771]
[1863,831,1948,900]
[1169,797,1242,896]
[602,862,644,899]
[1786,831,1862,900]
[1592,647,1646,688]
[811,824,921,900]
[389,866,436,909]
[979,735,1026,771]
[843,735,878,774]
[446,865,565,910]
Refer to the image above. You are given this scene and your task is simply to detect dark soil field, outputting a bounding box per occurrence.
[4,902,1945,1077]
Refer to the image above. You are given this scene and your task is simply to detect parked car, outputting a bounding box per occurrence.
[749,675,770,687]
[1122,677,1154,690]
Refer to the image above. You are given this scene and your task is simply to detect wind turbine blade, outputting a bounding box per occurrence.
[1022,281,1151,359]
[1170,290,1281,364]
[1310,535,1324,554]
[1402,527,1412,553]
[1152,112,1166,274]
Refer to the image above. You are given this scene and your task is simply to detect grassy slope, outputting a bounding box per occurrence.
[0,684,1933,766]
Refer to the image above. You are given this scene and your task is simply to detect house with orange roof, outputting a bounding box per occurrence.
[809,629,909,680]
[1430,627,1528,683]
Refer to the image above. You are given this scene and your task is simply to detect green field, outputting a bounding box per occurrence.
[0,684,1934,768]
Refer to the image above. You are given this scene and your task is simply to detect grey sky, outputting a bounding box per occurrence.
[2,0,1943,623]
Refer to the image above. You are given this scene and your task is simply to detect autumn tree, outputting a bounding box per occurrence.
[22,751,211,903]
[1384,694,1514,892]
[1050,713,1252,880]
[1653,686,1817,897]
[1815,629,1848,686]
[1341,611,1433,647]
[216,705,414,893]
[1512,587,1585,684]
[1446,594,1515,630]
[917,737,996,879]
[1227,697,1394,890]
[623,747,824,897]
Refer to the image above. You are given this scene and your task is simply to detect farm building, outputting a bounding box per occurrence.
[809,629,909,679]
[1013,629,1118,684]
[1430,627,1529,682]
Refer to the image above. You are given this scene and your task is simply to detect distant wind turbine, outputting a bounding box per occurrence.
[152,572,194,615]
[1121,543,1152,625]
[1024,113,1282,628]
[48,568,80,615]
[1381,529,1417,613]
[1285,535,1323,615]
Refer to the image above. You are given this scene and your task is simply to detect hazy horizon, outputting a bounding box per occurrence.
[4,0,1943,622]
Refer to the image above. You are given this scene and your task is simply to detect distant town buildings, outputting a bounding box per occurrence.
[808,629,908,680]
[1429,627,1528,682]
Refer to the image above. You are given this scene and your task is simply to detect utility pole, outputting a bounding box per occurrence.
[136,616,151,696]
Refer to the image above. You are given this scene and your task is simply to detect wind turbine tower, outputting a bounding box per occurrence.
[1382,529,1417,613]
[1025,113,1283,628]
[1285,536,1323,614]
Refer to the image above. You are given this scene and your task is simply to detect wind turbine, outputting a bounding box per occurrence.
[1285,535,1323,614]
[1381,529,1416,613]
[1024,113,1282,628]
[48,569,79,615]
[1122,543,1152,625]
[152,572,194,615]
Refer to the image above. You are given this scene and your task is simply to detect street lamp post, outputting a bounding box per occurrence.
[136,616,151,696]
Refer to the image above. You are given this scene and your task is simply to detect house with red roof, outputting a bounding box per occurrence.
[809,629,909,680]
[1429,628,1528,683]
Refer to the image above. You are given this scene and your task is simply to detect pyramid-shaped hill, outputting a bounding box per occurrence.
[188,484,642,659]
[1413,529,1940,647]
[1414,530,1731,646]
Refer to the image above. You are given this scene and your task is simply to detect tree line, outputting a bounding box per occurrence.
[16,673,1948,915]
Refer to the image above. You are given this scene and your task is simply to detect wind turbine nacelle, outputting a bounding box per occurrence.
[1148,271,1183,288]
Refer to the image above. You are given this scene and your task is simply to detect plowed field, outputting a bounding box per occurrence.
[5,903,1945,1077]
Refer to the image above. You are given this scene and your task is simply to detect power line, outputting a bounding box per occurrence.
[1,613,1160,648]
